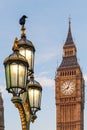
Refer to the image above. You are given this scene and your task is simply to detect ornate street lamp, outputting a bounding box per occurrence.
[3,16,42,130]
[27,74,42,115]
[4,38,29,96]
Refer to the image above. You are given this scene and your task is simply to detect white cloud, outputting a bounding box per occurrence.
[42,52,58,61]
[83,75,87,85]
[35,51,58,64]
[36,71,49,77]
[36,76,55,88]
[0,85,8,98]
[0,86,5,92]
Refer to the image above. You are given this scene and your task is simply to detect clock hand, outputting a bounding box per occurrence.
[66,81,71,89]
[64,86,69,90]
[66,86,69,89]
[65,83,70,90]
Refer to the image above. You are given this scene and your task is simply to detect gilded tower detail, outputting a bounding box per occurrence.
[0,92,4,130]
[55,20,85,130]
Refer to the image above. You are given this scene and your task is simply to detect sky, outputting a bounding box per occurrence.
[0,0,87,130]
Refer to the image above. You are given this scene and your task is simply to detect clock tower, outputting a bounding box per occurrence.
[55,20,85,130]
[0,92,4,130]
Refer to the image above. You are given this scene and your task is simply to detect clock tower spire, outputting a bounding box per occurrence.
[63,18,77,58]
[55,20,85,130]
[65,17,74,45]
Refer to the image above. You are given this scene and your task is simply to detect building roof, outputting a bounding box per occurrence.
[58,56,80,70]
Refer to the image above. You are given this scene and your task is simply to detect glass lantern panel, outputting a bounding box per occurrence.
[28,89,33,107]
[38,91,42,108]
[34,89,40,108]
[19,47,34,72]
[26,49,32,69]
[19,64,26,88]
[19,48,26,57]
[6,64,10,89]
[10,63,18,87]
[28,88,40,109]
[31,51,34,72]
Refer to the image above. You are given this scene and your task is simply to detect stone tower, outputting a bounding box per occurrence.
[0,92,4,130]
[55,20,85,130]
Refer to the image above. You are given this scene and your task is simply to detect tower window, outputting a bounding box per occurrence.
[60,70,76,76]
[64,50,74,57]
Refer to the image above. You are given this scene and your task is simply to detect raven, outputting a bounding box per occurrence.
[19,15,28,26]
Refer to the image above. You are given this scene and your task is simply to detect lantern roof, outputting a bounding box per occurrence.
[27,74,42,90]
[18,25,35,52]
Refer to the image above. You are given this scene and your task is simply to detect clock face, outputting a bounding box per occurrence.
[61,80,75,95]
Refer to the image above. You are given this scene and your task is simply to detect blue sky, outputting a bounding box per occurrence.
[0,0,87,130]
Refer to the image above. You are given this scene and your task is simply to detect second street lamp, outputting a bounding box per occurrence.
[27,74,42,115]
[3,16,42,130]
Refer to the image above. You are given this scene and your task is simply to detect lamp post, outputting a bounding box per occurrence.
[3,16,42,130]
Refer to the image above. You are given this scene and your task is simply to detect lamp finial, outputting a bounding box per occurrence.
[12,37,19,51]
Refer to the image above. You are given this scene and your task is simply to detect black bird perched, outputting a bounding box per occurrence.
[19,15,28,26]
